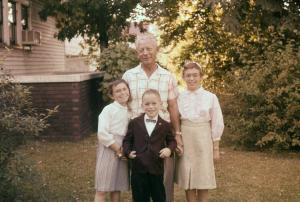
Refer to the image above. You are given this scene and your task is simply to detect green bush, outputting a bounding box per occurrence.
[226,39,300,150]
[96,42,139,102]
[0,74,56,200]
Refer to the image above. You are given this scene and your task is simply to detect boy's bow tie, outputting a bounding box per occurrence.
[146,119,156,123]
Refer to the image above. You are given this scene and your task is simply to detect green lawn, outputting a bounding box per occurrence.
[16,134,300,201]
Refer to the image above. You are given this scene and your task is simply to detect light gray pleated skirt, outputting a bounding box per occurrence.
[95,135,129,191]
[175,120,216,190]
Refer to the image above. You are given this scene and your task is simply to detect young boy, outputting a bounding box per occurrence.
[123,89,177,202]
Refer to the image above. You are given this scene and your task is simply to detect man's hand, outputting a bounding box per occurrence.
[175,133,184,156]
[175,145,184,156]
[159,148,171,158]
[129,151,136,159]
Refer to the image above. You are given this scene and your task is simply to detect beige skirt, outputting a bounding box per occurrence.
[175,120,216,190]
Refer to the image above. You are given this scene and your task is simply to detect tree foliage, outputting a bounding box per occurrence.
[37,0,300,150]
[226,38,300,150]
[96,42,139,102]
[142,0,300,87]
[39,0,140,49]
[141,0,300,150]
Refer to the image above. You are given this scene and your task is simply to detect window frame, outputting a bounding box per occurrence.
[1,0,32,46]
[8,0,17,45]
[0,0,3,43]
[21,4,28,31]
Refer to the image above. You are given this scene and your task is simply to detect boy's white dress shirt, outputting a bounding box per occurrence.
[144,114,158,136]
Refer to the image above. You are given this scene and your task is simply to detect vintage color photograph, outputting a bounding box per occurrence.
[1,0,299,201]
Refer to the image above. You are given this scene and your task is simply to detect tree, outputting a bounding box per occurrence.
[96,42,139,102]
[39,0,140,50]
[225,38,300,150]
[141,0,300,150]
[141,0,300,89]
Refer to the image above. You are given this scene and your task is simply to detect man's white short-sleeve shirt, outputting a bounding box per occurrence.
[122,64,179,122]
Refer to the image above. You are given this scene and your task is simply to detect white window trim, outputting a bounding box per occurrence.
[16,2,22,45]
[2,0,9,45]
[1,0,30,46]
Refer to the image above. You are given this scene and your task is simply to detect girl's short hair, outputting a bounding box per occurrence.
[108,79,132,103]
[182,61,203,76]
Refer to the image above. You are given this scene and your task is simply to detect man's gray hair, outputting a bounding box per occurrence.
[135,32,158,48]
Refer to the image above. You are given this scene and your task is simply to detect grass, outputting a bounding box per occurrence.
[15,134,300,201]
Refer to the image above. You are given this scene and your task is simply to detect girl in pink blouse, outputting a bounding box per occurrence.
[175,62,224,202]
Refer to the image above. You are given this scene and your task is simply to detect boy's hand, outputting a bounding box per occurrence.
[129,151,136,159]
[159,148,171,158]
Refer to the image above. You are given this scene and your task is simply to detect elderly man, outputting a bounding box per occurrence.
[122,33,183,202]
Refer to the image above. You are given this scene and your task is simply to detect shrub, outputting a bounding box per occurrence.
[225,39,300,150]
[96,42,139,102]
[0,74,56,200]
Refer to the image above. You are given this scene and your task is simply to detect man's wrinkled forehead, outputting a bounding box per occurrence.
[135,35,157,50]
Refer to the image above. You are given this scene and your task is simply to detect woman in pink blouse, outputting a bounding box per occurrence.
[175,62,224,202]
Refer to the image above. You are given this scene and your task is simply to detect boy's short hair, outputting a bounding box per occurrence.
[142,89,161,101]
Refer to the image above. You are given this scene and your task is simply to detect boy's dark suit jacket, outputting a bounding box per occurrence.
[123,113,177,175]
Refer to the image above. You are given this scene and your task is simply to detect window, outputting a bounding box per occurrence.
[1,1,31,46]
[0,0,3,43]
[21,4,28,30]
[8,1,16,45]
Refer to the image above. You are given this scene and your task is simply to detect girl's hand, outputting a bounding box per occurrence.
[115,148,123,159]
[116,147,128,160]
[120,155,128,161]
[213,148,220,160]
[213,141,220,160]
[159,148,171,158]
[109,143,122,157]
[129,151,136,159]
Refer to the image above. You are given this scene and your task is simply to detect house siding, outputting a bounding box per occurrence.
[1,0,104,139]
[1,0,65,74]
